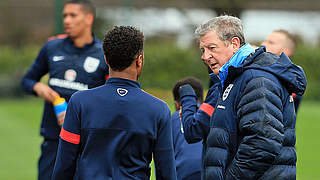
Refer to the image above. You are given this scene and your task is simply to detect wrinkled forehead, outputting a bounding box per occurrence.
[199,30,224,47]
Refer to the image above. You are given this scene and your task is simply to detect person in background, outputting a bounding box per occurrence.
[179,15,306,179]
[171,77,204,180]
[262,29,296,57]
[52,26,176,180]
[262,29,302,112]
[21,0,108,179]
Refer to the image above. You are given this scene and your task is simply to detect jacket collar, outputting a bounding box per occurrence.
[219,43,255,89]
[106,77,141,88]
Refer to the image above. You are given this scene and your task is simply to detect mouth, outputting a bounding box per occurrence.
[210,63,218,69]
[64,27,71,33]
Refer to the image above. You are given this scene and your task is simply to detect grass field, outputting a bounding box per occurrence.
[0,95,319,180]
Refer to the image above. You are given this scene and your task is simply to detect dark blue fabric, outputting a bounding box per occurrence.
[180,46,307,180]
[21,35,108,180]
[178,75,220,144]
[21,35,108,140]
[171,111,202,180]
[38,139,59,180]
[52,78,176,180]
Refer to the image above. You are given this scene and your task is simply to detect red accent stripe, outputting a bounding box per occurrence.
[47,34,68,41]
[199,103,215,117]
[105,75,110,80]
[60,128,80,144]
[292,93,296,99]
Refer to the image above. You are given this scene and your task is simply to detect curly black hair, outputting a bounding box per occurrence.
[172,77,204,103]
[103,26,144,71]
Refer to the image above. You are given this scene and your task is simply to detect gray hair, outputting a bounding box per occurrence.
[195,15,246,46]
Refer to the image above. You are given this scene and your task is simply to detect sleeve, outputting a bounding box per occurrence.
[52,95,81,180]
[154,106,177,180]
[21,44,49,95]
[225,77,284,180]
[171,112,178,156]
[179,83,219,144]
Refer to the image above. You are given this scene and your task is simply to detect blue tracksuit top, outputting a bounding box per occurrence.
[21,35,108,139]
[52,78,177,180]
[171,111,202,180]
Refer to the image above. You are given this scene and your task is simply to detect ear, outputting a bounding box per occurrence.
[104,56,109,65]
[136,54,143,68]
[174,100,181,111]
[231,37,241,53]
[86,13,94,26]
[283,48,292,57]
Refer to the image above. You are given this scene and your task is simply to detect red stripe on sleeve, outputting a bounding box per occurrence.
[105,75,110,80]
[199,103,215,117]
[60,128,80,144]
[292,93,296,99]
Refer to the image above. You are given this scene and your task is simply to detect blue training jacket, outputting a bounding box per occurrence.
[180,47,307,180]
[52,78,177,180]
[171,111,202,180]
[21,35,108,139]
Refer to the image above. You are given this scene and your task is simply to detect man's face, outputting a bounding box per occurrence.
[63,4,92,38]
[199,30,234,75]
[261,32,287,56]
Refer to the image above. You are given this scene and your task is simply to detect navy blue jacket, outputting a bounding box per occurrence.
[52,78,177,180]
[180,47,307,180]
[21,36,108,139]
[171,111,202,180]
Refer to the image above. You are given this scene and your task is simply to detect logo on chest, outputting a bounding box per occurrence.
[222,84,234,101]
[64,69,77,81]
[83,57,100,73]
[117,88,128,97]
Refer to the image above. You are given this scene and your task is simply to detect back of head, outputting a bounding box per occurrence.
[195,15,246,46]
[273,29,296,56]
[173,77,204,104]
[65,0,96,17]
[103,26,144,71]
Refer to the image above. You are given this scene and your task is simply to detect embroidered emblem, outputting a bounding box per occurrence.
[84,57,100,73]
[53,56,64,62]
[217,105,226,109]
[64,69,77,81]
[222,84,233,101]
[117,88,128,97]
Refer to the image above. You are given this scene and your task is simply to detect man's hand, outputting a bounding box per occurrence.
[178,84,196,98]
[33,82,60,103]
[57,111,66,126]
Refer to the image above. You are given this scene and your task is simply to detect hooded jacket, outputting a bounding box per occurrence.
[180,46,306,180]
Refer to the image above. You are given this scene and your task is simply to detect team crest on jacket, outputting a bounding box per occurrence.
[83,57,100,73]
[117,88,128,96]
[222,84,233,101]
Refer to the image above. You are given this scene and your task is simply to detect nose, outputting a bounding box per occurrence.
[201,50,212,62]
[63,15,70,25]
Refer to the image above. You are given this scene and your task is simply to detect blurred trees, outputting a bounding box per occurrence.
[0,42,319,100]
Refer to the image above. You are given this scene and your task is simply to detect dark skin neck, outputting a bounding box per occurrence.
[109,68,138,82]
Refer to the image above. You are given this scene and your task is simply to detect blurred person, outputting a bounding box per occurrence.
[21,0,108,179]
[179,15,307,179]
[262,29,296,57]
[171,77,204,180]
[52,26,176,180]
[262,29,302,112]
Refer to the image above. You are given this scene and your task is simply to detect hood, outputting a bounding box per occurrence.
[229,46,307,96]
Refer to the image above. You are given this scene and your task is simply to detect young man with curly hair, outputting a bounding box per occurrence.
[52,26,176,180]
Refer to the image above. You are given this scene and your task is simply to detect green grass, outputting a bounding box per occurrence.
[0,96,319,180]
